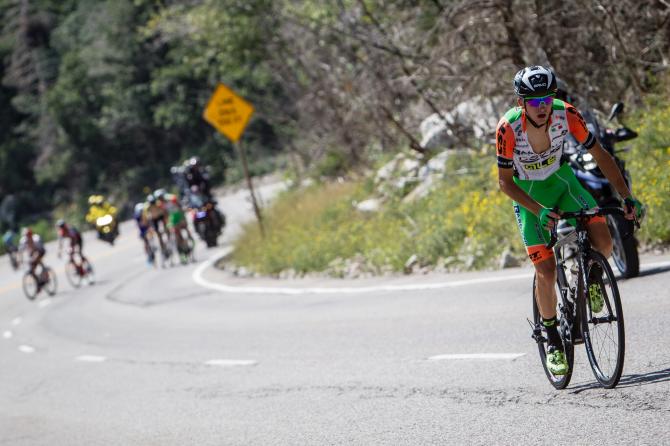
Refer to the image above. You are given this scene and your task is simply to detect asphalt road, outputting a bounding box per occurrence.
[1,183,669,445]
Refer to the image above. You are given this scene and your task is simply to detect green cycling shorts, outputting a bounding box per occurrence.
[513,163,604,264]
[168,210,185,228]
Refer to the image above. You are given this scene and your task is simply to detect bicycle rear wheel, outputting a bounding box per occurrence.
[580,251,625,388]
[65,261,82,288]
[532,273,574,389]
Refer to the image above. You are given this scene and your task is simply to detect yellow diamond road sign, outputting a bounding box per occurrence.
[203,83,254,143]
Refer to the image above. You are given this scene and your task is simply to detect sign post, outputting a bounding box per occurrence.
[203,83,264,237]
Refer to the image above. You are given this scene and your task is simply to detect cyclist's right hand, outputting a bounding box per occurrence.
[623,196,645,222]
[538,207,560,230]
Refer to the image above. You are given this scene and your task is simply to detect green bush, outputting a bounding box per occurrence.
[232,150,524,275]
[625,92,670,245]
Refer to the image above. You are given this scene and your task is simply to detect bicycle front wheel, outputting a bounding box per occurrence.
[532,273,574,390]
[65,261,82,288]
[580,251,625,388]
[82,259,95,285]
[44,267,57,296]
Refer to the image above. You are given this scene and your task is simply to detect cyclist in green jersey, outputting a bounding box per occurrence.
[496,66,644,375]
[165,194,194,254]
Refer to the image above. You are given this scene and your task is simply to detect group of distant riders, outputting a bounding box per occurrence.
[134,156,218,265]
[3,156,218,290]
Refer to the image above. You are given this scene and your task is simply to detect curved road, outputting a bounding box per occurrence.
[1,184,669,445]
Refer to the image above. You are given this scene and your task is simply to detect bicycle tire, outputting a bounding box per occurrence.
[22,273,39,300]
[607,214,639,278]
[82,259,95,285]
[532,273,574,389]
[65,261,82,288]
[44,267,57,296]
[580,251,625,388]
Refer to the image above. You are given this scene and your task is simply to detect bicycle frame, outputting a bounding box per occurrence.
[548,207,628,341]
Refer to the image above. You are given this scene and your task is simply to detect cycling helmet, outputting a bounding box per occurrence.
[147,194,156,204]
[513,66,557,98]
[153,188,167,201]
[56,219,66,228]
[22,227,32,237]
[188,156,201,167]
[134,202,145,217]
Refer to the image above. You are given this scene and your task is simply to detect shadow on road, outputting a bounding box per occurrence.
[635,264,670,279]
[569,366,670,393]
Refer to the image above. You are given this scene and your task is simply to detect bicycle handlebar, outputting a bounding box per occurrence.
[545,207,635,250]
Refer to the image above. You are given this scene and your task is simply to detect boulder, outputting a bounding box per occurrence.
[419,96,506,150]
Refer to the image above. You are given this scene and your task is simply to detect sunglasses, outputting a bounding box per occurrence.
[525,95,554,108]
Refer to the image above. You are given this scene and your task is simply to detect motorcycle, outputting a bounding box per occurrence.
[562,101,640,278]
[188,190,225,248]
[96,214,119,245]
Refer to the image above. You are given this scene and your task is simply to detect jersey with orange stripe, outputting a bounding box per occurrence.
[496,99,595,180]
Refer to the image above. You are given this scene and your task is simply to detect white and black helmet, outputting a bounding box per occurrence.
[513,66,557,98]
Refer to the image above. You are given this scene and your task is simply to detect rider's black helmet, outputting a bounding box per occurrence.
[56,219,66,228]
[513,66,557,98]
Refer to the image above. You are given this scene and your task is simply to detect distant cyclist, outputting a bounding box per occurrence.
[143,194,168,253]
[3,229,19,269]
[134,202,154,264]
[18,227,46,281]
[56,220,89,266]
[496,66,644,376]
[165,194,194,253]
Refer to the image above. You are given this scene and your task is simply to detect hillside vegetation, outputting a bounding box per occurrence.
[1,1,668,233]
[232,88,670,276]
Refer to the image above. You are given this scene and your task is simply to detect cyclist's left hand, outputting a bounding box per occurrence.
[623,196,645,222]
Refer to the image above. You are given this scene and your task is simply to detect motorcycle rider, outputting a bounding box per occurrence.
[85,194,119,239]
[183,157,212,199]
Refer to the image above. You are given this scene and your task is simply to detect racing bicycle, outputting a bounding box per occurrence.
[531,207,631,389]
[22,264,57,300]
[65,255,95,288]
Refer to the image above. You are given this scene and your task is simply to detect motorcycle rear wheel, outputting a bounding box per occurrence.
[607,214,639,278]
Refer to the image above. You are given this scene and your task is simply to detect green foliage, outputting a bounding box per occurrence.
[232,151,524,275]
[624,87,670,245]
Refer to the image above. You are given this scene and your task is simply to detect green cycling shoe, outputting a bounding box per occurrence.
[546,346,569,376]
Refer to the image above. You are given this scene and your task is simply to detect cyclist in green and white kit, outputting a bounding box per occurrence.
[496,66,644,376]
[165,193,194,259]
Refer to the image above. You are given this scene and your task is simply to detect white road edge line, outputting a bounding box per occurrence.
[428,353,526,361]
[18,345,35,354]
[38,300,52,309]
[193,254,670,295]
[2,330,13,339]
[205,359,257,367]
[75,355,107,363]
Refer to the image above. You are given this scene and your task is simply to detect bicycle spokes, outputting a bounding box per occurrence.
[581,253,625,388]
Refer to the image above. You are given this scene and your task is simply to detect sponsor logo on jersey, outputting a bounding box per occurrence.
[523,155,557,171]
